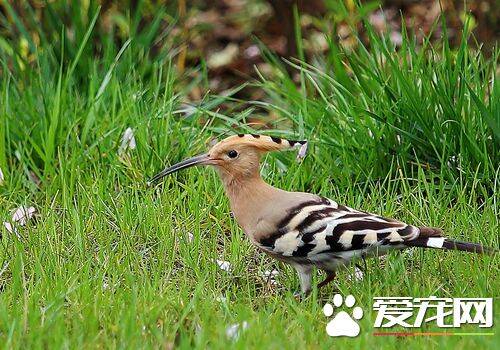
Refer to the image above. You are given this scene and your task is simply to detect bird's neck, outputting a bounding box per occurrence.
[219,171,281,232]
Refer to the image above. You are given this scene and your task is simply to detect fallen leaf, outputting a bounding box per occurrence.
[12,206,36,225]
[243,45,260,59]
[207,44,239,69]
[346,266,364,282]
[3,221,15,234]
[353,266,364,281]
[3,221,20,239]
[296,142,308,161]
[2,206,36,239]
[225,321,248,340]
[390,31,403,46]
[308,31,328,52]
[216,295,227,302]
[174,103,198,118]
[195,323,203,336]
[102,278,110,290]
[118,127,136,155]
[216,259,232,272]
[403,247,416,258]
[369,10,387,32]
[261,269,279,286]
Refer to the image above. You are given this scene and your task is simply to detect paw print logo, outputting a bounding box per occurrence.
[323,294,363,337]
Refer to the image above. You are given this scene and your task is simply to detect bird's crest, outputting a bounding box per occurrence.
[213,134,308,159]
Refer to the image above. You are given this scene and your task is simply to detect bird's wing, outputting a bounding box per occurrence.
[257,196,421,262]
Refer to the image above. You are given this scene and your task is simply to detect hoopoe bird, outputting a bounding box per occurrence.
[151,134,495,295]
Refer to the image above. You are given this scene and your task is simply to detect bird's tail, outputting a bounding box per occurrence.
[405,227,497,254]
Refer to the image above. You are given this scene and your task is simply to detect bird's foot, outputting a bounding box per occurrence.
[317,271,336,290]
[293,290,311,301]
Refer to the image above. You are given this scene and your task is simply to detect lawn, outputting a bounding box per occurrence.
[0,2,498,349]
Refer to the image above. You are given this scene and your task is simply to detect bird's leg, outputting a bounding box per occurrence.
[360,254,368,271]
[354,254,368,272]
[317,271,336,290]
[293,264,312,297]
[355,263,364,272]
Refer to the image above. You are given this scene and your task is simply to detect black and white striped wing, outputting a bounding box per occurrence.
[258,196,420,267]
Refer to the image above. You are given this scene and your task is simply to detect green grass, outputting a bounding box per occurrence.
[0,3,499,349]
[253,16,499,188]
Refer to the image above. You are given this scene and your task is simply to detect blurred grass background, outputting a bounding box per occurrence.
[0,0,498,188]
[0,0,498,348]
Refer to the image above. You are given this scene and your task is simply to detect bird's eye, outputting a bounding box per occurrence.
[227,150,238,159]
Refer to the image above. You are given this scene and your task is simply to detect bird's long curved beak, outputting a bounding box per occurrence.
[148,153,211,185]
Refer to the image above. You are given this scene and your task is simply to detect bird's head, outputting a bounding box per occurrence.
[149,134,308,184]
